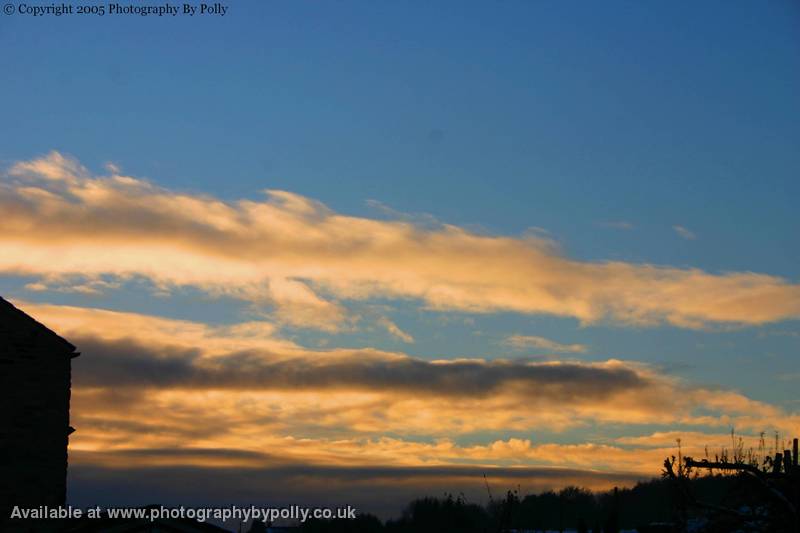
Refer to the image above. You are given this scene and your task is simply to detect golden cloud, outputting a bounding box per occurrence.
[15,301,800,469]
[2,152,800,330]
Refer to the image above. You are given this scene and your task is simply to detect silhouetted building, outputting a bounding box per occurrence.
[0,297,78,522]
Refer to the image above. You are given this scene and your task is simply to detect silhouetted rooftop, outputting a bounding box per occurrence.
[0,297,76,354]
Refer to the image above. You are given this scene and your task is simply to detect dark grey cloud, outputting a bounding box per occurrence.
[72,336,649,401]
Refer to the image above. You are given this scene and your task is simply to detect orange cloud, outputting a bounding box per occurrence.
[2,152,800,330]
[15,301,800,463]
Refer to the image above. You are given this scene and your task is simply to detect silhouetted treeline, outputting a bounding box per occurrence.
[297,475,742,533]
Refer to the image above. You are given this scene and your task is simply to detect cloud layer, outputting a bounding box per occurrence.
[3,152,800,330]
[4,152,800,514]
[16,301,799,473]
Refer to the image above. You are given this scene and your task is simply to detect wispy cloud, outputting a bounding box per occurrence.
[504,334,588,354]
[599,220,634,230]
[365,199,442,229]
[24,277,122,295]
[267,278,350,332]
[376,316,415,343]
[673,225,697,240]
[3,152,799,330]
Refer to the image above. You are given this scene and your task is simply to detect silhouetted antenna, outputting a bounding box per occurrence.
[483,473,494,505]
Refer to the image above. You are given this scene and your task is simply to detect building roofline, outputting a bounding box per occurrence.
[0,296,77,353]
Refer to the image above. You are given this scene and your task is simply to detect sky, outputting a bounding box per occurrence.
[1,0,799,521]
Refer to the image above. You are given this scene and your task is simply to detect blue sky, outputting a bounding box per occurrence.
[3,1,798,254]
[1,0,799,515]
